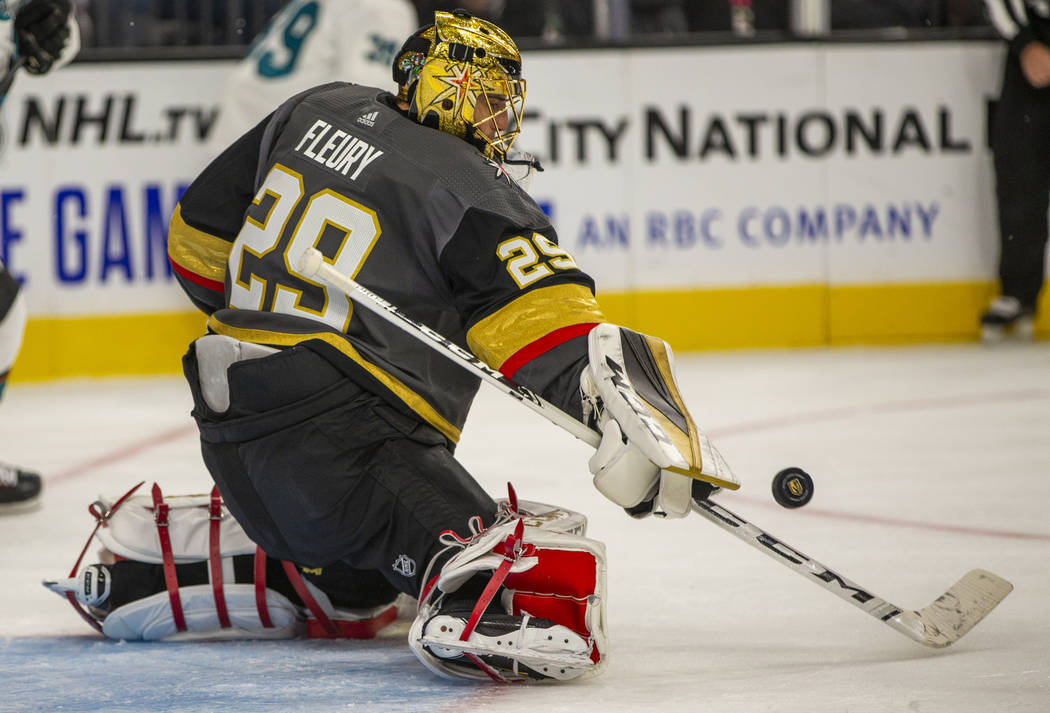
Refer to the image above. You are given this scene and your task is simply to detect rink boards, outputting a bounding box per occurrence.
[0,40,1040,381]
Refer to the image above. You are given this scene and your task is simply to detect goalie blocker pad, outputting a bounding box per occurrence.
[583,323,739,492]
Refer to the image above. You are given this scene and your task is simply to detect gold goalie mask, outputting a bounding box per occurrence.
[392,10,526,162]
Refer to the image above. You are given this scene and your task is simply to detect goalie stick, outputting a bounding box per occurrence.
[691,499,1012,647]
[297,247,1013,648]
[298,247,602,450]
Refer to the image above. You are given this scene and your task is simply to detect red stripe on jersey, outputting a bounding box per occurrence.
[171,258,224,293]
[499,322,598,380]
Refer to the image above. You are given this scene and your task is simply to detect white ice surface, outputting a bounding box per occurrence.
[2,343,1048,712]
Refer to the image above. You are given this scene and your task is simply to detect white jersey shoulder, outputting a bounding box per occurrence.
[984,0,1050,40]
[2,1,22,69]
[209,0,417,151]
[0,14,12,71]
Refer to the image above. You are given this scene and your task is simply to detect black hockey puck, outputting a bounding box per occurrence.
[771,467,814,508]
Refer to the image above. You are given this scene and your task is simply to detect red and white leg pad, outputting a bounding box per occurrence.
[43,482,398,641]
[409,499,607,683]
[101,583,301,641]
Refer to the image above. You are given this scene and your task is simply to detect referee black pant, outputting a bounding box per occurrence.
[991,54,1050,311]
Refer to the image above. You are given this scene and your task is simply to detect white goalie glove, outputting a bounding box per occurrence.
[581,323,739,518]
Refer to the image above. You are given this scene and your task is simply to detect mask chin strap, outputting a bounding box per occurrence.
[501,150,543,190]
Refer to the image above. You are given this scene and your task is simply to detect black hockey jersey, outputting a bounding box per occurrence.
[169,83,605,444]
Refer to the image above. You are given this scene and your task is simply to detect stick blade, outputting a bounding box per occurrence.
[896,569,1013,648]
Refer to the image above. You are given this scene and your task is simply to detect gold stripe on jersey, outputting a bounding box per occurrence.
[466,283,606,369]
[168,205,233,283]
[207,314,462,444]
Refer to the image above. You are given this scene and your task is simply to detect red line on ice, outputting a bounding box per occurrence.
[45,423,198,486]
[731,494,1050,542]
[708,388,1050,439]
[43,388,1050,541]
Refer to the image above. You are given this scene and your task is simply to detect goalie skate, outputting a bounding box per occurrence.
[409,488,607,683]
[417,610,593,682]
[0,462,42,514]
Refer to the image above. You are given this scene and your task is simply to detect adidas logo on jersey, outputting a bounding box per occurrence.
[356,111,379,128]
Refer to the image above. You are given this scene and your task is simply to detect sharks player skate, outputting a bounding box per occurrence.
[159,9,734,681]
